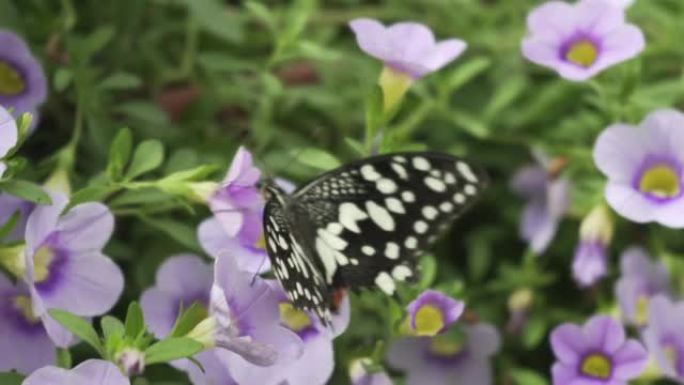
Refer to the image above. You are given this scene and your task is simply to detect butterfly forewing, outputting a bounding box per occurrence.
[291,152,487,296]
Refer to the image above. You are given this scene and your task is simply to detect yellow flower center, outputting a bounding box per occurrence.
[428,335,463,357]
[414,304,445,336]
[379,66,413,112]
[13,295,40,324]
[254,233,266,249]
[639,164,681,198]
[565,40,598,67]
[634,295,650,326]
[0,61,25,95]
[580,353,612,379]
[279,303,312,332]
[33,245,56,283]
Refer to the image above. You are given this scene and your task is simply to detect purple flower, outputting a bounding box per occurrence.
[406,290,464,337]
[350,358,394,385]
[0,30,47,116]
[22,359,130,385]
[511,155,570,255]
[521,0,645,81]
[606,0,635,9]
[349,19,466,79]
[0,274,56,374]
[23,192,124,345]
[387,323,500,385]
[198,217,270,274]
[0,193,33,243]
[593,109,684,227]
[615,247,670,327]
[0,105,18,177]
[572,205,614,288]
[550,315,648,385]
[642,295,684,380]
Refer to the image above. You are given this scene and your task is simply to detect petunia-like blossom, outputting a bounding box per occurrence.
[521,0,645,81]
[387,323,500,385]
[0,193,33,243]
[550,315,648,385]
[572,205,614,288]
[0,105,18,177]
[349,18,466,111]
[606,0,635,9]
[350,358,394,385]
[511,154,570,255]
[0,273,56,374]
[642,295,684,380]
[0,31,47,117]
[23,192,123,346]
[594,109,684,227]
[22,359,130,385]
[225,280,350,385]
[198,217,269,274]
[615,247,670,327]
[406,290,464,337]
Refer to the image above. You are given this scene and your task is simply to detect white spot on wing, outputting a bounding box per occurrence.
[401,191,416,203]
[392,265,413,281]
[362,245,376,256]
[457,161,478,183]
[465,184,477,196]
[424,176,446,192]
[365,201,395,231]
[440,202,454,213]
[422,206,439,220]
[412,157,430,171]
[453,193,466,204]
[385,197,406,214]
[384,242,400,259]
[375,272,396,295]
[414,220,428,234]
[404,236,418,249]
[339,202,368,233]
[376,178,398,194]
[391,163,409,180]
[361,164,381,181]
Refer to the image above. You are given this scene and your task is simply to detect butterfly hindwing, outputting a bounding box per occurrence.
[291,152,487,295]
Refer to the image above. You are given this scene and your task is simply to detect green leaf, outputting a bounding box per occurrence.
[0,372,24,385]
[125,302,145,339]
[69,185,116,206]
[49,309,104,356]
[185,0,243,43]
[0,180,52,204]
[0,209,21,241]
[439,57,491,97]
[57,348,72,369]
[53,68,73,92]
[418,255,437,289]
[101,315,125,341]
[117,102,170,126]
[289,147,341,170]
[364,85,384,149]
[343,137,365,157]
[467,230,493,281]
[144,337,204,365]
[107,127,133,181]
[127,140,165,180]
[522,315,548,349]
[171,302,209,338]
[509,368,549,385]
[99,72,142,90]
[140,216,200,251]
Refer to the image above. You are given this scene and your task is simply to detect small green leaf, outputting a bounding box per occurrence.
[0,372,24,385]
[56,348,72,368]
[107,127,133,181]
[53,68,73,92]
[117,102,170,126]
[49,309,104,356]
[185,0,243,43]
[171,302,208,338]
[343,137,365,157]
[418,255,437,289]
[509,368,549,385]
[125,302,145,339]
[522,315,548,349]
[289,147,340,170]
[101,315,125,341]
[140,216,200,251]
[144,337,204,365]
[99,72,142,90]
[127,140,165,180]
[69,185,116,206]
[0,180,52,204]
[0,210,21,241]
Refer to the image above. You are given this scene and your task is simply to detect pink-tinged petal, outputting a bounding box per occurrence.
[225,146,261,186]
[208,199,243,237]
[525,1,577,41]
[604,183,657,223]
[0,106,17,157]
[183,350,238,385]
[550,324,586,364]
[551,362,579,385]
[21,366,68,385]
[453,357,492,385]
[651,198,684,228]
[140,288,179,338]
[385,22,436,63]
[521,199,557,254]
[597,25,645,63]
[583,316,625,353]
[56,202,114,251]
[198,218,270,273]
[198,218,230,259]
[593,123,651,182]
[25,192,68,253]
[612,340,648,380]
[72,359,131,385]
[155,254,212,295]
[465,324,501,358]
[619,247,653,276]
[214,254,269,314]
[555,62,604,82]
[575,0,625,36]
[572,242,608,287]
[349,18,391,62]
[422,39,467,72]
[641,109,684,161]
[40,312,74,348]
[39,252,124,316]
[511,165,547,199]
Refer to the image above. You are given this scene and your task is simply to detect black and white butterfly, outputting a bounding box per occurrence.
[260,152,487,322]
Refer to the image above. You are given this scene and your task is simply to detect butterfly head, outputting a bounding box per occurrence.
[257,177,288,204]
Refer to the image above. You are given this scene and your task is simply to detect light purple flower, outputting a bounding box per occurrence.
[0,193,33,243]
[550,315,648,385]
[406,290,464,337]
[387,323,500,385]
[23,192,123,345]
[572,205,613,288]
[521,0,645,81]
[349,18,466,79]
[22,359,130,385]
[198,217,269,274]
[642,295,684,380]
[593,109,684,227]
[0,31,47,116]
[0,105,18,177]
[511,156,570,255]
[0,274,56,374]
[350,359,394,385]
[615,247,670,327]
[606,0,635,9]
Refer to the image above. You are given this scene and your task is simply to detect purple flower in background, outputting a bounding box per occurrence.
[349,19,466,79]
[572,205,614,288]
[0,274,56,374]
[511,154,570,255]
[406,290,464,337]
[642,295,684,380]
[22,359,130,385]
[387,323,500,385]
[350,358,394,385]
[0,193,33,243]
[615,247,670,327]
[0,31,47,116]
[550,315,648,385]
[522,0,644,81]
[606,0,635,9]
[23,192,123,345]
[594,109,684,227]
[0,105,18,177]
[198,217,270,274]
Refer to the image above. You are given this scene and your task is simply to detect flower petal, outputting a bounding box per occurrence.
[583,315,625,353]
[56,202,114,251]
[140,288,180,338]
[593,123,650,182]
[155,254,213,295]
[0,106,17,157]
[72,359,131,385]
[550,323,586,364]
[612,340,648,380]
[465,324,501,358]
[349,18,392,62]
[422,39,467,72]
[25,192,68,254]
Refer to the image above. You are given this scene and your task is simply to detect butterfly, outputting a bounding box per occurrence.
[260,152,488,322]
